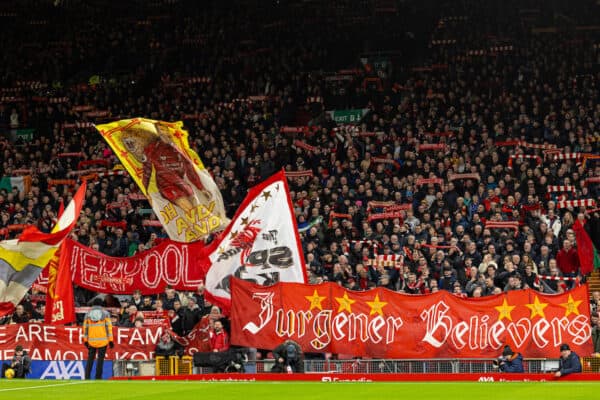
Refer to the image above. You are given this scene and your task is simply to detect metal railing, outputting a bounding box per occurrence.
[114,357,600,377]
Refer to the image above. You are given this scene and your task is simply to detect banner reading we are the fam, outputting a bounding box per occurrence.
[0,324,163,361]
[230,278,593,359]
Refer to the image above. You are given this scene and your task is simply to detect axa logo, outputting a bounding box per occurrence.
[478,376,495,382]
[40,361,86,379]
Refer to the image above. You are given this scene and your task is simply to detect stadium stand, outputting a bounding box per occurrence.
[0,0,599,367]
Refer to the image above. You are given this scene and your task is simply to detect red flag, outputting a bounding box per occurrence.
[573,218,597,275]
[44,241,75,324]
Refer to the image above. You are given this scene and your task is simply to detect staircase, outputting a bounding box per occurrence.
[588,269,600,294]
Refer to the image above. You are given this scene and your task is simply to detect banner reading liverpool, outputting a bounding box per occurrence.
[96,118,229,241]
[204,171,307,312]
[62,238,209,294]
[230,278,593,358]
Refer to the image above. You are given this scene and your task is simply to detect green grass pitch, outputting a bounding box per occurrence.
[1,380,599,400]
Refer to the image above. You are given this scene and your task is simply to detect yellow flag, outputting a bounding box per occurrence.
[96,118,229,242]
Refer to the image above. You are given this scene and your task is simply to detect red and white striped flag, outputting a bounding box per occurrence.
[552,152,584,161]
[508,154,542,169]
[547,185,576,194]
[556,199,597,209]
[416,177,444,186]
[484,220,519,235]
[285,170,314,179]
[293,139,318,152]
[584,177,600,186]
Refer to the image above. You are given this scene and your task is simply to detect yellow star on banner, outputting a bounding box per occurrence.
[560,294,582,317]
[495,298,516,322]
[335,292,356,313]
[217,246,225,254]
[305,290,327,311]
[229,230,238,240]
[240,216,249,226]
[525,296,548,319]
[366,294,387,316]
[261,190,272,201]
[250,203,259,213]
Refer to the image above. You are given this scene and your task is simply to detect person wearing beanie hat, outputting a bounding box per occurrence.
[493,344,524,372]
[555,343,582,377]
[1,344,31,378]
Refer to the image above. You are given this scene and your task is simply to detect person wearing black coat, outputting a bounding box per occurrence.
[271,340,304,373]
[554,343,582,377]
[1,345,31,378]
[494,345,524,373]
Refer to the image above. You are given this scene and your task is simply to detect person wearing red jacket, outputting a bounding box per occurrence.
[209,320,230,353]
[556,239,580,288]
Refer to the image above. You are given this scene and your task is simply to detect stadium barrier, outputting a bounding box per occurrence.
[113,357,600,377]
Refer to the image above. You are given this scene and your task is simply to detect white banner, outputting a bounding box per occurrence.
[204,171,307,311]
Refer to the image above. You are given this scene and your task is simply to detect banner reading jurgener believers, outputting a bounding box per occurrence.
[230,278,593,358]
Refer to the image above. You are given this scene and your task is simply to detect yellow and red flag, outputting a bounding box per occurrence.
[96,118,229,242]
[0,182,86,317]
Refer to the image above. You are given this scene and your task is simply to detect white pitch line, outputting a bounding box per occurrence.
[0,381,87,392]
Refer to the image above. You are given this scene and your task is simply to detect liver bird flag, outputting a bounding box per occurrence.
[204,171,307,313]
[0,182,86,316]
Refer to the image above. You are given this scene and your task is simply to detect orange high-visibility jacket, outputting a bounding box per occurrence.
[83,306,114,348]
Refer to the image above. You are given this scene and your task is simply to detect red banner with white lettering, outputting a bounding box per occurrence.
[230,278,593,358]
[0,324,164,360]
[0,319,219,360]
[63,238,210,294]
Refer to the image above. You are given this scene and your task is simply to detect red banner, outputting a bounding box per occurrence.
[64,238,210,294]
[230,279,593,359]
[0,324,163,360]
[0,315,212,357]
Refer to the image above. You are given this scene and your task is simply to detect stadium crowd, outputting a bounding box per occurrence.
[0,0,599,356]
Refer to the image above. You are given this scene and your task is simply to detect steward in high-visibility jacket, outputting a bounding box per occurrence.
[83,306,114,348]
[83,304,114,380]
